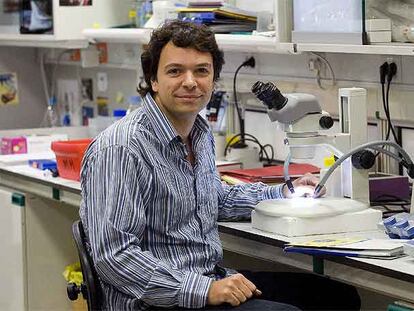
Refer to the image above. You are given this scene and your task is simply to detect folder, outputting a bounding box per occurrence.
[220,163,320,184]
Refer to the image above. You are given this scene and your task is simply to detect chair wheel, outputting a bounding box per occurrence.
[67,282,80,301]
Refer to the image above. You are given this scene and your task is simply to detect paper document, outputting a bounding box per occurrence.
[284,238,407,259]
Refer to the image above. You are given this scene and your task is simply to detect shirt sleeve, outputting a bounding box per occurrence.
[80,145,212,309]
[215,171,285,221]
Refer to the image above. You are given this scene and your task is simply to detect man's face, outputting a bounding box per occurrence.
[151,42,214,121]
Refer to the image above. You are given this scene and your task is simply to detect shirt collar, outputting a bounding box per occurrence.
[143,93,211,146]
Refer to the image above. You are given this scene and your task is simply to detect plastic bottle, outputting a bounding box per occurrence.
[129,0,138,27]
[126,95,142,115]
[320,155,342,197]
[43,97,60,127]
[134,0,145,27]
[140,0,153,28]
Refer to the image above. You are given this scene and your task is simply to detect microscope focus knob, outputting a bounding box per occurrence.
[351,150,376,169]
[319,116,334,129]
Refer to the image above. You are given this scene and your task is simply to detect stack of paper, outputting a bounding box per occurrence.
[177,3,257,33]
[284,237,406,259]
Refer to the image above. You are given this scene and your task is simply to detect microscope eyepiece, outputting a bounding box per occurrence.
[251,81,288,111]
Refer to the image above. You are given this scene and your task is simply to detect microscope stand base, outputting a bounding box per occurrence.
[251,208,383,237]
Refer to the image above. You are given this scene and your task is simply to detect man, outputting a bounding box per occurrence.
[80,20,360,310]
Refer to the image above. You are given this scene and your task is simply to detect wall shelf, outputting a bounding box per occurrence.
[83,28,295,54]
[83,28,152,45]
[214,34,294,54]
[83,28,414,56]
[297,43,414,56]
[0,34,88,49]
[0,0,129,49]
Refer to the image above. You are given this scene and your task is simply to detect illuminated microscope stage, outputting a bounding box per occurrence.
[252,197,382,237]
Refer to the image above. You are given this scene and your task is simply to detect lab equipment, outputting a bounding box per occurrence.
[251,82,383,236]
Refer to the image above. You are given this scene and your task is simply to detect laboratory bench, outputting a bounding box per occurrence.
[1,164,414,310]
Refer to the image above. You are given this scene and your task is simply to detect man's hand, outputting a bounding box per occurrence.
[283,173,326,198]
[207,274,262,307]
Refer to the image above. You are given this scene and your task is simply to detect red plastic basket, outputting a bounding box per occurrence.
[51,139,93,181]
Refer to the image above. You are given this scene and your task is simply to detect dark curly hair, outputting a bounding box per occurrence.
[138,20,225,97]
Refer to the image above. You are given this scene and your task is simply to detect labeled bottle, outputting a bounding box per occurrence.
[320,155,342,197]
[126,95,142,115]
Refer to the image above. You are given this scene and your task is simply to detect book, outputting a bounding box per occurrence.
[284,237,406,259]
[220,163,320,183]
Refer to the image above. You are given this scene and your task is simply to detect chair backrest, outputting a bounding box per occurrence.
[72,220,103,311]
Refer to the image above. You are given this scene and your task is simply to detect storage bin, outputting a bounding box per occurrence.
[51,139,92,181]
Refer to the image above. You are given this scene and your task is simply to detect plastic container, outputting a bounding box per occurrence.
[51,139,93,181]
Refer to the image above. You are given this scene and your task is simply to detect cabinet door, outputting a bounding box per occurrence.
[25,195,79,311]
[0,187,26,311]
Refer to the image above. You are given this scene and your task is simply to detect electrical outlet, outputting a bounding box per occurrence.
[244,56,255,68]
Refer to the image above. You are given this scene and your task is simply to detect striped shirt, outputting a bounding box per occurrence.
[79,93,284,310]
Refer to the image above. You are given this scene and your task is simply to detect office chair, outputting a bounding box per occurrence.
[67,220,103,311]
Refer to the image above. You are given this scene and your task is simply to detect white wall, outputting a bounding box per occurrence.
[0,47,46,129]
